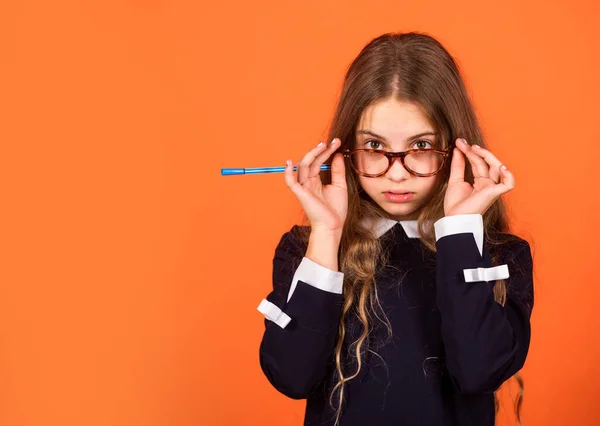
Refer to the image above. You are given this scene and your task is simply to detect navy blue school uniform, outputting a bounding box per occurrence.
[257,214,534,426]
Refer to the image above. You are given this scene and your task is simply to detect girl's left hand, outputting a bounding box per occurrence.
[444,138,515,216]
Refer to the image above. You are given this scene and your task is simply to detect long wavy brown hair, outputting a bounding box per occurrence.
[294,32,525,425]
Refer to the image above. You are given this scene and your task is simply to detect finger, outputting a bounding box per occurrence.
[464,146,490,178]
[297,140,329,184]
[498,164,515,191]
[485,164,516,200]
[448,142,466,183]
[470,145,503,183]
[285,159,325,216]
[489,167,501,184]
[284,159,304,196]
[457,140,490,179]
[309,138,340,177]
[329,152,346,188]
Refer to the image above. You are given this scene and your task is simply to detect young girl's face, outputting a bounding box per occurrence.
[354,98,444,221]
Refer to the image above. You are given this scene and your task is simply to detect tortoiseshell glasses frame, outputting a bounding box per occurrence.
[342,146,454,178]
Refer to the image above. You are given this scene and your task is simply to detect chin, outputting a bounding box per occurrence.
[379,201,421,220]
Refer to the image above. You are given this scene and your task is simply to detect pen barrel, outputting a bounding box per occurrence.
[221,168,245,176]
[245,167,286,174]
[220,164,331,175]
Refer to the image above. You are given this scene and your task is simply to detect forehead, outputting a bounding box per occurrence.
[356,99,434,138]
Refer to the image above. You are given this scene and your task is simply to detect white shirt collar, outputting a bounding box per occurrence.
[361,217,421,239]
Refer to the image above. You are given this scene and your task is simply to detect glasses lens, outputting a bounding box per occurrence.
[350,150,445,175]
[350,150,388,175]
[405,150,445,175]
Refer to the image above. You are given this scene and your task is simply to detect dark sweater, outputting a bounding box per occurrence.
[258,218,534,426]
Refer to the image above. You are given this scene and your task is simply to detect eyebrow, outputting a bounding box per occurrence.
[355,130,439,142]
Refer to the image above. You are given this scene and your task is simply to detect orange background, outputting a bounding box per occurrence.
[1,1,599,425]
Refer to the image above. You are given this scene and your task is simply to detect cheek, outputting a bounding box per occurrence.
[420,175,443,196]
[357,176,379,194]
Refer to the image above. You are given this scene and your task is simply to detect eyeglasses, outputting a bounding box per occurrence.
[342,147,452,177]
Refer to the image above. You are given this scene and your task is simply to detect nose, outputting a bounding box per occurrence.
[385,157,411,182]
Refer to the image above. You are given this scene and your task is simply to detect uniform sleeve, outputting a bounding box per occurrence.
[434,214,534,394]
[257,226,344,399]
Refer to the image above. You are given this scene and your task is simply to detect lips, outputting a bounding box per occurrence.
[383,191,415,202]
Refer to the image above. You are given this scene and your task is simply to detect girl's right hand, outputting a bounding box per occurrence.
[284,138,348,236]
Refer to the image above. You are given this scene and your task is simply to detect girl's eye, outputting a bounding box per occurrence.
[365,140,383,150]
[413,140,433,150]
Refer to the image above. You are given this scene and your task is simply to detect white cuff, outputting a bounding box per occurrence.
[434,214,484,256]
[287,257,344,303]
[257,299,292,329]
[463,265,510,282]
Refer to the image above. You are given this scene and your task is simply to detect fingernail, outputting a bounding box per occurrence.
[317,141,323,147]
[501,164,507,170]
[473,144,480,149]
[330,138,337,145]
[286,159,292,166]
[460,139,468,144]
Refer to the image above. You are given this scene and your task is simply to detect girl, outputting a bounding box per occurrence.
[256,32,534,426]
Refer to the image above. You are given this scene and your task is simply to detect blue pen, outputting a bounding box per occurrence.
[221,164,332,176]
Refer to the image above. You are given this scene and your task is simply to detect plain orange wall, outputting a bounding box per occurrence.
[1,1,599,425]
